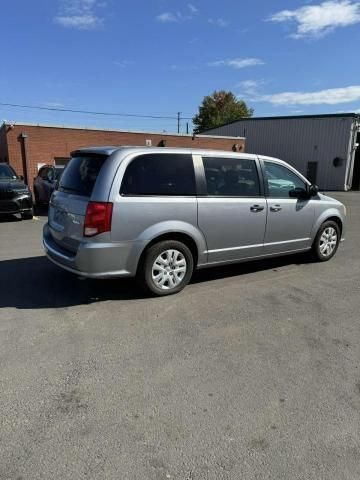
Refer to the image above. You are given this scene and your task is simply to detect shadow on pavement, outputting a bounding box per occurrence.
[192,252,311,284]
[0,253,312,310]
[0,214,22,223]
[34,205,49,217]
[0,256,144,309]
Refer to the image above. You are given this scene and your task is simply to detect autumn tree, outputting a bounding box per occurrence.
[192,90,253,133]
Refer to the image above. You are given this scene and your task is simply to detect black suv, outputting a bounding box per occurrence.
[0,163,33,219]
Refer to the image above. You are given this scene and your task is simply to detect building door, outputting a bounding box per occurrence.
[306,161,318,184]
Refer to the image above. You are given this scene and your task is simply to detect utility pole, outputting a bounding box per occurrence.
[186,122,189,134]
[177,112,181,134]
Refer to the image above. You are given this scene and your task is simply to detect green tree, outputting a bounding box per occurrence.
[192,90,253,133]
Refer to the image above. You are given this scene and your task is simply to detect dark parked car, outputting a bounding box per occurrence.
[34,165,63,205]
[0,163,33,219]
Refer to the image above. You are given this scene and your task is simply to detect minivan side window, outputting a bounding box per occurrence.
[202,157,260,197]
[264,161,307,198]
[120,154,196,196]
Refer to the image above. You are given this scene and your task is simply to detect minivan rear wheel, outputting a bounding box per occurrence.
[312,220,340,262]
[138,240,194,296]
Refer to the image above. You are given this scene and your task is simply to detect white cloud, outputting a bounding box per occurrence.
[170,64,199,71]
[188,3,198,14]
[268,0,360,38]
[208,58,264,69]
[156,12,180,22]
[208,18,228,27]
[113,60,133,68]
[257,86,360,105]
[55,0,105,30]
[237,79,265,94]
[156,5,198,23]
[55,14,102,29]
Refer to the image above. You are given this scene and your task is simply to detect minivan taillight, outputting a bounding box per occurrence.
[84,202,113,237]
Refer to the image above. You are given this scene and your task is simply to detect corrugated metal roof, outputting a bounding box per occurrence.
[202,113,359,133]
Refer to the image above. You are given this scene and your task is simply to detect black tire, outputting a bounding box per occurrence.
[34,190,44,215]
[312,220,340,262]
[34,188,40,206]
[138,240,194,296]
[21,208,34,220]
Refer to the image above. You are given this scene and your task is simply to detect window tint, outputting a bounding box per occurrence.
[0,164,17,179]
[39,168,48,179]
[46,169,55,182]
[59,155,107,197]
[202,157,260,197]
[54,167,63,180]
[264,162,307,198]
[121,154,196,196]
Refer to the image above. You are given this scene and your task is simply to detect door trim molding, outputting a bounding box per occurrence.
[206,237,310,254]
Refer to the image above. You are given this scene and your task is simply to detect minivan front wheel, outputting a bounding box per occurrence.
[139,240,194,296]
[312,220,340,262]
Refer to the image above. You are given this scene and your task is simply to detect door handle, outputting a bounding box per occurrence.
[250,204,265,212]
[270,205,282,212]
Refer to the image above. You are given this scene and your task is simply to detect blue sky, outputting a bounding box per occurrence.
[1,0,360,133]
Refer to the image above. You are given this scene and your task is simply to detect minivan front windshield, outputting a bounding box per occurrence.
[58,155,108,197]
[0,164,17,180]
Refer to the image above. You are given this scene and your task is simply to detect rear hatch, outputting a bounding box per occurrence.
[48,153,108,253]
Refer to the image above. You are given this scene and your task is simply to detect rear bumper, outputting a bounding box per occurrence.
[43,223,136,278]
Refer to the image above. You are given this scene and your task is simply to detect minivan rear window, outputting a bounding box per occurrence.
[58,155,107,197]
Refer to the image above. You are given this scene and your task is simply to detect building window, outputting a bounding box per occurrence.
[54,157,70,168]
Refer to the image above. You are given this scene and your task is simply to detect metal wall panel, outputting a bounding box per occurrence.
[205,117,355,190]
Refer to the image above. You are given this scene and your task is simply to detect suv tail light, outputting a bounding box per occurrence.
[84,202,113,237]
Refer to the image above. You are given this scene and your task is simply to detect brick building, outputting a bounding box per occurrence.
[0,122,245,188]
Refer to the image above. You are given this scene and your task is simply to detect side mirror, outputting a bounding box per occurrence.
[289,187,309,199]
[19,175,24,181]
[309,184,319,197]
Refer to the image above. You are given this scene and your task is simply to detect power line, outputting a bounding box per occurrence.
[0,101,194,121]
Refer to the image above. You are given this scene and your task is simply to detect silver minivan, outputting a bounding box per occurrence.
[43,147,346,296]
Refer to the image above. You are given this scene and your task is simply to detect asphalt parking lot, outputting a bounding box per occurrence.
[0,192,360,480]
